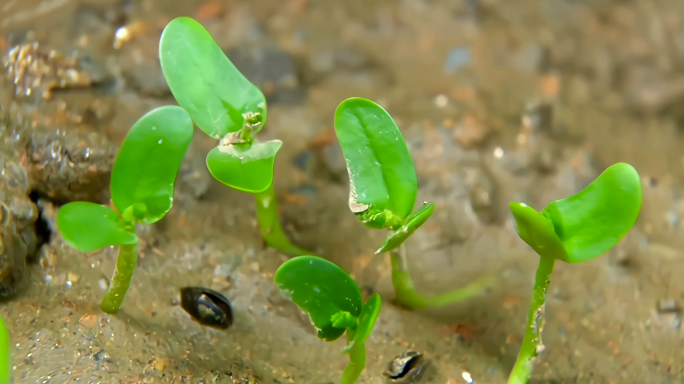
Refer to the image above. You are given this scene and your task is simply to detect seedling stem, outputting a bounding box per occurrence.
[507,256,554,384]
[340,329,367,384]
[100,243,140,314]
[390,245,495,310]
[255,183,309,256]
[0,314,9,384]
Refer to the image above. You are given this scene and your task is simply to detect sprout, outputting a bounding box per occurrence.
[274,256,381,384]
[159,16,307,257]
[333,97,494,310]
[56,106,193,314]
[507,162,642,383]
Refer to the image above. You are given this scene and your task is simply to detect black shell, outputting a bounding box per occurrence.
[180,287,233,330]
[385,351,427,383]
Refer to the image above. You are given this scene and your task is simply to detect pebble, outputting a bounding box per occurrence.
[657,299,680,314]
[452,114,491,148]
[227,45,305,104]
[444,46,471,74]
[3,43,92,99]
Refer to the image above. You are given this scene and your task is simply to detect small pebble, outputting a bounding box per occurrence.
[657,299,680,314]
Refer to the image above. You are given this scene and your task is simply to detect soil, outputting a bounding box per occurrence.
[2,0,684,383]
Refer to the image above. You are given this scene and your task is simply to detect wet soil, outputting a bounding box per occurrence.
[2,0,684,383]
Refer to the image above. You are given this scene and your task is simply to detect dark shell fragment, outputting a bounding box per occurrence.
[385,351,427,383]
[180,287,233,330]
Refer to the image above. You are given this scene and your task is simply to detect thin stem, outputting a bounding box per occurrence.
[389,244,495,310]
[100,243,139,314]
[507,256,555,384]
[255,183,309,257]
[0,314,9,384]
[339,331,366,384]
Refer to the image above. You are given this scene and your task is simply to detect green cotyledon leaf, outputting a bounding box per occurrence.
[274,256,363,341]
[56,202,138,252]
[160,16,267,138]
[510,163,642,263]
[110,106,193,225]
[206,139,282,193]
[334,97,418,222]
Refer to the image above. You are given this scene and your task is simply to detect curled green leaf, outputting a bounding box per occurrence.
[510,163,642,263]
[352,294,381,347]
[110,106,193,225]
[206,139,282,193]
[57,202,138,252]
[160,16,267,138]
[334,97,418,222]
[274,256,363,341]
[375,202,435,254]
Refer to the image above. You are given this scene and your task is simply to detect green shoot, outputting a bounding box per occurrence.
[333,97,494,310]
[507,162,642,384]
[274,256,381,384]
[0,314,9,384]
[159,16,308,256]
[56,106,193,314]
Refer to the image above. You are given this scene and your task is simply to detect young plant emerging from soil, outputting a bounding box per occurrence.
[0,314,8,384]
[333,97,494,310]
[275,256,381,384]
[159,17,307,257]
[56,107,193,314]
[507,162,642,384]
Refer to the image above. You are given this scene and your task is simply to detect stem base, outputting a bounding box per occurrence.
[100,243,139,314]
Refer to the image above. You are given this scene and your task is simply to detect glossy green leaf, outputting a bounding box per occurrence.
[334,97,418,221]
[375,202,435,254]
[160,16,268,138]
[206,139,282,193]
[274,256,363,341]
[352,294,381,346]
[510,163,642,263]
[110,106,193,225]
[57,202,138,252]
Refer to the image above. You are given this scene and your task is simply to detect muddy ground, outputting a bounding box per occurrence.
[2,0,684,383]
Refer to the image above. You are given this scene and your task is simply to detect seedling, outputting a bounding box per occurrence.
[0,314,8,384]
[333,97,494,310]
[275,256,381,384]
[56,106,193,314]
[507,162,642,384]
[159,17,307,257]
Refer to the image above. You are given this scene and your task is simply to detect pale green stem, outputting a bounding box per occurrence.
[100,243,139,314]
[255,183,309,257]
[339,331,366,384]
[0,314,9,384]
[389,244,495,310]
[507,256,555,384]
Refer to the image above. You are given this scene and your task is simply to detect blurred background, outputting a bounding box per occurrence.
[1,0,684,383]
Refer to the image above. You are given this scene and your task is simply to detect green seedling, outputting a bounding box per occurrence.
[333,97,494,310]
[507,163,642,384]
[275,256,381,384]
[0,314,8,384]
[159,16,307,257]
[56,106,193,314]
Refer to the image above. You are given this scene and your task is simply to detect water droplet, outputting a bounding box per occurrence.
[158,139,163,144]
